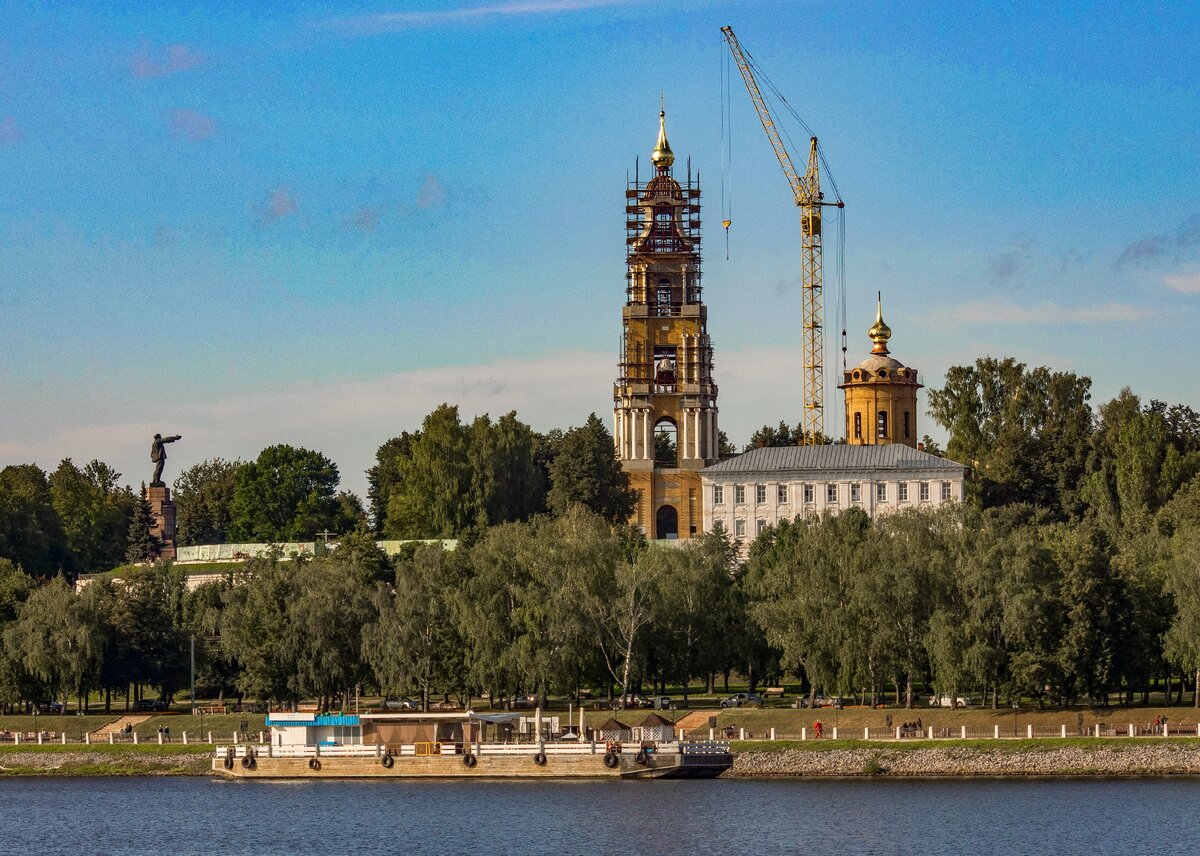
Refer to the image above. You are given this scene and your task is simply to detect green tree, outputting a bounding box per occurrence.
[366,432,417,533]
[1163,522,1200,707]
[0,464,71,575]
[385,405,473,538]
[220,551,300,703]
[547,414,636,524]
[927,357,1092,515]
[4,577,107,711]
[125,492,161,563]
[230,445,342,542]
[0,559,36,711]
[49,458,135,572]
[174,458,243,546]
[288,559,377,709]
[363,545,464,710]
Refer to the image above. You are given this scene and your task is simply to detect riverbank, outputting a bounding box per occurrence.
[728,739,1200,777]
[0,745,212,776]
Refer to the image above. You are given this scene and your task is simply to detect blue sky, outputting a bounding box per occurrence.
[2,0,1198,499]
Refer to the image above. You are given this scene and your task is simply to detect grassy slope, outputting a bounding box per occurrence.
[0,743,213,776]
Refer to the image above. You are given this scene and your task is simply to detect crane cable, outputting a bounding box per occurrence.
[720,43,732,259]
[726,31,850,433]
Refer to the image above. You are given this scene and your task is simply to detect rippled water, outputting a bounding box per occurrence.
[5,776,1199,855]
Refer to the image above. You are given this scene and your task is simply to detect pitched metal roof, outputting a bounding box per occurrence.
[701,444,966,475]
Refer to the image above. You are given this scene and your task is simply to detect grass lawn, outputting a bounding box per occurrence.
[0,715,118,735]
[0,742,213,776]
[731,736,1200,753]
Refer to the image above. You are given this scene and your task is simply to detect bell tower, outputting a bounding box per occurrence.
[839,295,922,447]
[614,107,719,540]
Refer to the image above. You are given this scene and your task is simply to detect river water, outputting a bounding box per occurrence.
[6,777,1198,854]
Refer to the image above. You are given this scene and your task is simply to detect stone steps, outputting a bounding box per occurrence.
[675,710,721,732]
[90,715,152,737]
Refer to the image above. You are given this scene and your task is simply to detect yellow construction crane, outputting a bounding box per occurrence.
[721,26,844,445]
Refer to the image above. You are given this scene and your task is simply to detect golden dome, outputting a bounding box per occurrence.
[869,292,892,355]
[651,109,675,169]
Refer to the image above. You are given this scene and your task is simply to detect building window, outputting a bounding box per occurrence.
[734,518,746,537]
[898,482,909,502]
[850,483,861,503]
[904,411,911,439]
[876,482,887,502]
[826,483,838,503]
[713,485,723,505]
[756,518,766,534]
[778,484,788,504]
[854,412,862,439]
[804,483,814,503]
[941,481,952,501]
[755,484,767,504]
[919,482,930,502]
[878,410,888,439]
[734,485,745,505]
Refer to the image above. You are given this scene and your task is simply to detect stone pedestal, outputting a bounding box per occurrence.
[147,484,177,561]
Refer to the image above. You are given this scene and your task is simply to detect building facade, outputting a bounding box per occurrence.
[701,445,968,541]
[613,109,718,539]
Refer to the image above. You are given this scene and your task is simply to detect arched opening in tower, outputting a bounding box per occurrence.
[653,418,678,467]
[655,504,679,540]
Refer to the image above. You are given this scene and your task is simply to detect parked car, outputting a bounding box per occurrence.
[382,697,419,710]
[651,695,674,710]
[720,692,762,709]
[930,695,971,708]
[131,698,167,712]
[35,701,63,714]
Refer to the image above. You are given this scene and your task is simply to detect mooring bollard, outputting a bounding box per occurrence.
[1061,724,1067,738]
[1094,724,1101,737]
[739,728,745,741]
[864,727,870,740]
[61,733,66,745]
[109,733,114,745]
[994,725,1000,739]
[769,727,776,740]
[182,731,188,745]
[961,725,967,739]
[258,731,263,743]
[37,731,43,745]
[1129,724,1135,737]
[157,732,163,745]
[1164,722,1170,737]
[132,731,139,745]
[207,731,213,744]
[233,731,239,745]
[801,727,807,741]
[13,732,19,745]
[928,726,934,739]
[85,732,90,745]
[709,728,714,740]
[1027,724,1033,739]
[832,727,838,740]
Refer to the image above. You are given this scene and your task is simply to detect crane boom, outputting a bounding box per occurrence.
[722,25,833,444]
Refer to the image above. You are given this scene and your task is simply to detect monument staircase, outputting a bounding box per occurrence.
[90,715,153,737]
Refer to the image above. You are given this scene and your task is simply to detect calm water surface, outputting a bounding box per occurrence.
[4,776,1198,855]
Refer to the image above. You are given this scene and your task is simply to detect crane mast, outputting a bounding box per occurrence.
[721,25,840,444]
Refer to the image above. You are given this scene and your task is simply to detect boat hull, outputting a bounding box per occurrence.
[212,750,731,780]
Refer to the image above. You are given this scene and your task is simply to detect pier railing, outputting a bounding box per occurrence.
[690,722,1200,742]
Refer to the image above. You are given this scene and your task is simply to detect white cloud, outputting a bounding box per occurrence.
[319,0,646,33]
[169,108,217,142]
[1163,272,1200,294]
[0,347,815,500]
[942,298,1152,325]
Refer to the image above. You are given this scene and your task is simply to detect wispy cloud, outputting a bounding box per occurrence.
[0,116,22,145]
[984,237,1085,288]
[319,0,644,33]
[1119,213,1200,267]
[1163,271,1200,295]
[258,185,298,224]
[416,174,448,210]
[130,44,205,78]
[169,108,216,142]
[944,298,1152,325]
[352,206,381,232]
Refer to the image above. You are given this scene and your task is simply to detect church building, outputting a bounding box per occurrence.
[613,109,718,540]
[700,300,967,543]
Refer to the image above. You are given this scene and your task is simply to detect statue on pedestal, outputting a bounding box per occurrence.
[150,433,182,486]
